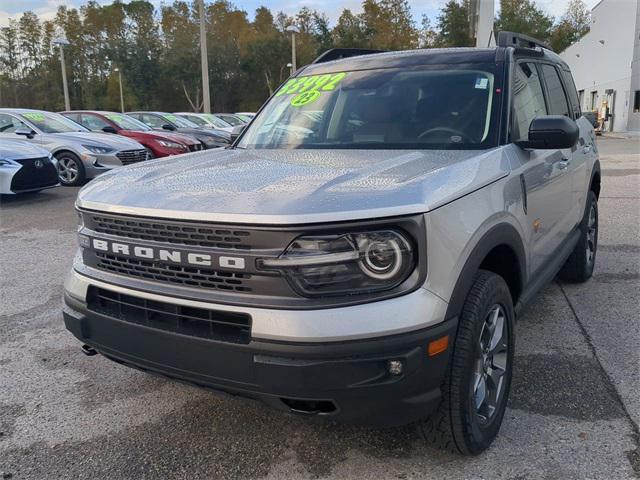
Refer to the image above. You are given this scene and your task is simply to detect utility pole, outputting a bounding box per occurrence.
[470,0,495,47]
[286,26,299,73]
[54,37,71,110]
[114,68,125,112]
[198,0,211,113]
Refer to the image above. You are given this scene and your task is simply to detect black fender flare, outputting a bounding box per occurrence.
[444,223,526,320]
[589,159,601,196]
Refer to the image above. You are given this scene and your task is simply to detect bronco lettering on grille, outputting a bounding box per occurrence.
[90,238,245,270]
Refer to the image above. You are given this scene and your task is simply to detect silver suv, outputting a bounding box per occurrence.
[63,33,600,454]
[0,109,148,186]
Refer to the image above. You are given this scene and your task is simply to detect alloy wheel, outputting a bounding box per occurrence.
[472,304,509,424]
[58,157,79,183]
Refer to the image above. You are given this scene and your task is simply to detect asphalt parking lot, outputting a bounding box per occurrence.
[1,136,638,480]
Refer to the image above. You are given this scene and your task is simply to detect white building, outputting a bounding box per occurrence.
[560,0,640,133]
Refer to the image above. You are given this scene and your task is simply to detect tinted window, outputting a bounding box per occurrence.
[540,64,570,117]
[511,62,547,143]
[561,69,581,118]
[239,65,499,150]
[80,114,110,131]
[142,114,164,128]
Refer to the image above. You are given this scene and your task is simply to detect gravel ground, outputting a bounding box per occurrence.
[0,136,638,480]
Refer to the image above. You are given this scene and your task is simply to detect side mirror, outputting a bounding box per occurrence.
[517,115,579,150]
[230,124,245,143]
[162,124,176,131]
[15,126,35,139]
[102,125,118,134]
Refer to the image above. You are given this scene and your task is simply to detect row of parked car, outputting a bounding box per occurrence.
[0,108,255,194]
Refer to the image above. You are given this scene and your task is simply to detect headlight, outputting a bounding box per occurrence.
[156,139,183,149]
[260,230,415,297]
[82,144,114,154]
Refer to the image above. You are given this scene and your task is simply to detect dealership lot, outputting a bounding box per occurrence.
[0,137,638,479]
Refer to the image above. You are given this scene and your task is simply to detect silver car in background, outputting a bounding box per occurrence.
[0,139,59,194]
[173,112,234,133]
[0,109,148,186]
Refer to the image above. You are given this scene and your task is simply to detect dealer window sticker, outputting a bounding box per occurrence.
[276,72,347,107]
[22,112,45,122]
[106,114,124,122]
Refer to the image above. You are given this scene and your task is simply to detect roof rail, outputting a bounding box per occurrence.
[311,48,385,64]
[497,31,553,52]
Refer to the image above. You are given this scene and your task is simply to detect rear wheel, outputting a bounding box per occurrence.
[559,190,598,282]
[417,270,515,455]
[56,152,86,186]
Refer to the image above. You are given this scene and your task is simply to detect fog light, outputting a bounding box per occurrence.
[387,359,403,376]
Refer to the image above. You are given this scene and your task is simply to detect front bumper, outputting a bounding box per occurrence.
[63,271,455,426]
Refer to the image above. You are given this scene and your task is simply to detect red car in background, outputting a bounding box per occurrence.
[60,111,203,158]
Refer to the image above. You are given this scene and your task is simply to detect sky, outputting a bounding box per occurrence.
[0,0,605,28]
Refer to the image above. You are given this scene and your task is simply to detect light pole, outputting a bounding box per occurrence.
[285,25,299,73]
[53,36,70,111]
[198,0,211,113]
[114,68,124,113]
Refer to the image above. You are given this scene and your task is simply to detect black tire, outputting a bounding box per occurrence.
[558,190,598,283]
[56,151,86,186]
[417,270,515,455]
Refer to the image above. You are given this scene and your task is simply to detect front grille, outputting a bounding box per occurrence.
[10,157,58,192]
[116,149,148,165]
[87,213,253,250]
[95,251,253,292]
[87,287,251,344]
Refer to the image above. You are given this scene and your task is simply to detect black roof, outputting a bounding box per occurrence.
[302,47,503,74]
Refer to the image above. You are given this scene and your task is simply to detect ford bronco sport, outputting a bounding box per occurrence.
[63,32,600,454]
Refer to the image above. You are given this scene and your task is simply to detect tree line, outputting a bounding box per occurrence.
[0,0,591,112]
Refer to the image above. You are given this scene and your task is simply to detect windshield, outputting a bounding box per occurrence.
[21,111,88,134]
[202,114,232,128]
[216,114,243,126]
[104,113,151,131]
[164,114,198,128]
[238,65,500,150]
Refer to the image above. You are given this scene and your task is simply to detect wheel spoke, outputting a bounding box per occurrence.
[473,373,487,411]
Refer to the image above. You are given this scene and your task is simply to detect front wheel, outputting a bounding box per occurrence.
[558,190,598,282]
[56,152,86,186]
[417,270,515,455]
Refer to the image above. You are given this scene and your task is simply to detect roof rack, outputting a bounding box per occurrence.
[497,31,553,52]
[311,48,386,64]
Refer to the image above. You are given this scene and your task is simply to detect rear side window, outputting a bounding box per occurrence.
[80,114,109,131]
[540,64,570,117]
[511,62,547,143]
[561,69,581,119]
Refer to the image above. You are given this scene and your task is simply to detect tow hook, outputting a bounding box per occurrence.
[81,344,98,356]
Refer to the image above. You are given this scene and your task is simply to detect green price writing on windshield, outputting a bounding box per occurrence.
[106,114,124,122]
[276,72,347,107]
[23,112,45,122]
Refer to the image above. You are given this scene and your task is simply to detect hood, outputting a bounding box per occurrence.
[77,147,510,224]
[158,131,199,145]
[124,130,189,144]
[47,131,144,150]
[176,128,227,141]
[0,139,50,160]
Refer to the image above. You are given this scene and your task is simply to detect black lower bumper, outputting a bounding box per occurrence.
[63,293,456,427]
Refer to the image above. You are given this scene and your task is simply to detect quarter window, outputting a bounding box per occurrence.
[540,64,570,117]
[511,62,547,143]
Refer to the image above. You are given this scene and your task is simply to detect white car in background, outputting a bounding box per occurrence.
[0,139,59,194]
[173,112,234,133]
[0,109,149,186]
